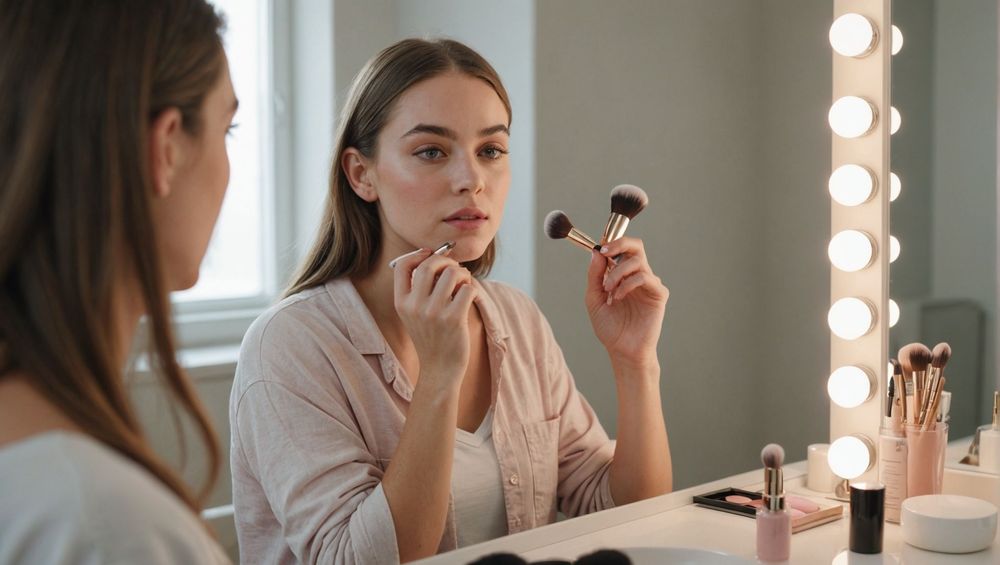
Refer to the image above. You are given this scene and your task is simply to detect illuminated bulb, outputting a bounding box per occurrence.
[828,435,874,479]
[892,25,904,55]
[829,96,877,138]
[828,230,875,272]
[890,172,901,201]
[890,235,900,263]
[828,297,876,340]
[829,164,875,206]
[891,106,901,135]
[890,299,900,328]
[827,366,874,408]
[829,13,878,57]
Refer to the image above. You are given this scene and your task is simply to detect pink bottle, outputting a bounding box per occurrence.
[757,444,791,562]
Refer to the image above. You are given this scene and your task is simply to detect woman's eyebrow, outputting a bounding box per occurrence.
[401,123,509,139]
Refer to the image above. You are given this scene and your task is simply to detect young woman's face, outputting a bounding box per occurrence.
[154,58,238,291]
[367,71,511,263]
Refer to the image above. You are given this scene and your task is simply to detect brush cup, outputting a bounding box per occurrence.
[906,423,949,497]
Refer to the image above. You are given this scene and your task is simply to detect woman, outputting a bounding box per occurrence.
[231,38,672,564]
[0,1,236,563]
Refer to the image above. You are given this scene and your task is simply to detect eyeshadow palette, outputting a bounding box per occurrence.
[692,487,844,533]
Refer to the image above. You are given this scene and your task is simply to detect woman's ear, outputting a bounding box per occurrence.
[148,108,184,199]
[342,148,378,203]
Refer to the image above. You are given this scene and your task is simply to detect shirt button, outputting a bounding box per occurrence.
[511,517,521,527]
[509,473,519,485]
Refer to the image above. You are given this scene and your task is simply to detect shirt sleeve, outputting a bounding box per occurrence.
[233,364,400,564]
[540,315,617,518]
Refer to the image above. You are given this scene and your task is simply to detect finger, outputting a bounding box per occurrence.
[410,255,457,299]
[603,256,644,295]
[393,249,433,300]
[613,271,661,301]
[428,265,471,309]
[600,237,648,265]
[446,280,478,317]
[586,249,611,303]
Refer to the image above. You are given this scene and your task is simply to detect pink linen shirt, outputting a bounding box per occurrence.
[230,277,616,565]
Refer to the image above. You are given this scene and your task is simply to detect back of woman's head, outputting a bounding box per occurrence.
[286,38,512,296]
[0,0,225,512]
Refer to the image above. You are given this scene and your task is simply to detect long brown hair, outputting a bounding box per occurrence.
[0,0,225,512]
[285,38,512,297]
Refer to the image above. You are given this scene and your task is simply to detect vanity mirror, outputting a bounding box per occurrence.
[890,0,998,441]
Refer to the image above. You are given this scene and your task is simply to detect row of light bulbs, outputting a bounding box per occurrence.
[826,11,898,482]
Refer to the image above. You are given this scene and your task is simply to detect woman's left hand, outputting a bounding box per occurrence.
[585,237,669,369]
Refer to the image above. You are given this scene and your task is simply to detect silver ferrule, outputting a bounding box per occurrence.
[602,213,630,245]
[763,467,785,511]
[566,228,599,252]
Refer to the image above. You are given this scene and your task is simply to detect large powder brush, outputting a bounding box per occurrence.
[601,184,649,245]
[543,210,600,253]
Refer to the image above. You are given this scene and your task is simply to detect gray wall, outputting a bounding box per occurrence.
[891,0,998,424]
[534,0,831,489]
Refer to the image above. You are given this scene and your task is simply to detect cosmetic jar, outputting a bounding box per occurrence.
[901,495,998,553]
[849,482,885,554]
[807,443,837,492]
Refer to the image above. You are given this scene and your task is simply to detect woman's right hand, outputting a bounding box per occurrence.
[392,248,477,392]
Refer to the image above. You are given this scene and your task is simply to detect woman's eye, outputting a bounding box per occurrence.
[481,146,508,160]
[416,148,444,160]
[226,123,239,138]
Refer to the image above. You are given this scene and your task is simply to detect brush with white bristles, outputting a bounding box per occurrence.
[601,184,649,245]
[544,210,600,253]
[761,443,785,511]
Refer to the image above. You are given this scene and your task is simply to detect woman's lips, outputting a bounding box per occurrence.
[444,218,488,231]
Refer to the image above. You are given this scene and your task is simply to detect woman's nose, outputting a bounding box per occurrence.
[449,152,486,195]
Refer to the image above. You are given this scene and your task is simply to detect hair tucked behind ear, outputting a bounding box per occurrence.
[285,38,512,297]
[0,0,225,514]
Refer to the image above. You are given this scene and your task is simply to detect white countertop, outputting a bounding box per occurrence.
[415,457,1000,564]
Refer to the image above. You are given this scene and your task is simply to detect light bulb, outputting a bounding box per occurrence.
[890,172,901,201]
[829,96,877,138]
[829,14,878,58]
[828,297,876,340]
[892,25,904,55]
[827,366,874,408]
[891,106,901,134]
[829,164,875,206]
[828,435,875,479]
[890,235,900,263]
[889,299,900,327]
[828,230,875,272]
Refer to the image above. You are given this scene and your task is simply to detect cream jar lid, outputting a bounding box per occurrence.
[901,495,998,554]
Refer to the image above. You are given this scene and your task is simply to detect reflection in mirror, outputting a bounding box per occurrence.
[891,0,998,440]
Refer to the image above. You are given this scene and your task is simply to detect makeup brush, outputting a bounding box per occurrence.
[761,444,785,511]
[910,344,932,425]
[544,210,600,253]
[601,184,649,245]
[891,358,906,424]
[897,347,916,423]
[920,343,952,425]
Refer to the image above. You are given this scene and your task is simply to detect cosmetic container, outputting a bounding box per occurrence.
[980,392,1000,474]
[849,482,885,554]
[878,420,907,523]
[756,468,791,561]
[906,422,948,497]
[980,429,1000,474]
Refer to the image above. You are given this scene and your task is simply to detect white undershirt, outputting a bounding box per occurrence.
[0,432,230,564]
[452,408,509,547]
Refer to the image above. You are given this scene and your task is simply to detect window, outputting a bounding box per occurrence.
[169,0,292,349]
[174,0,273,306]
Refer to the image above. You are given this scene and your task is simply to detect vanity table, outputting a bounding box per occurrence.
[415,455,999,564]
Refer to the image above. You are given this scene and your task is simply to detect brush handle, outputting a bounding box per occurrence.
[922,377,946,431]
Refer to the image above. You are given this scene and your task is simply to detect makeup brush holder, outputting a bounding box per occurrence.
[905,423,948,497]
